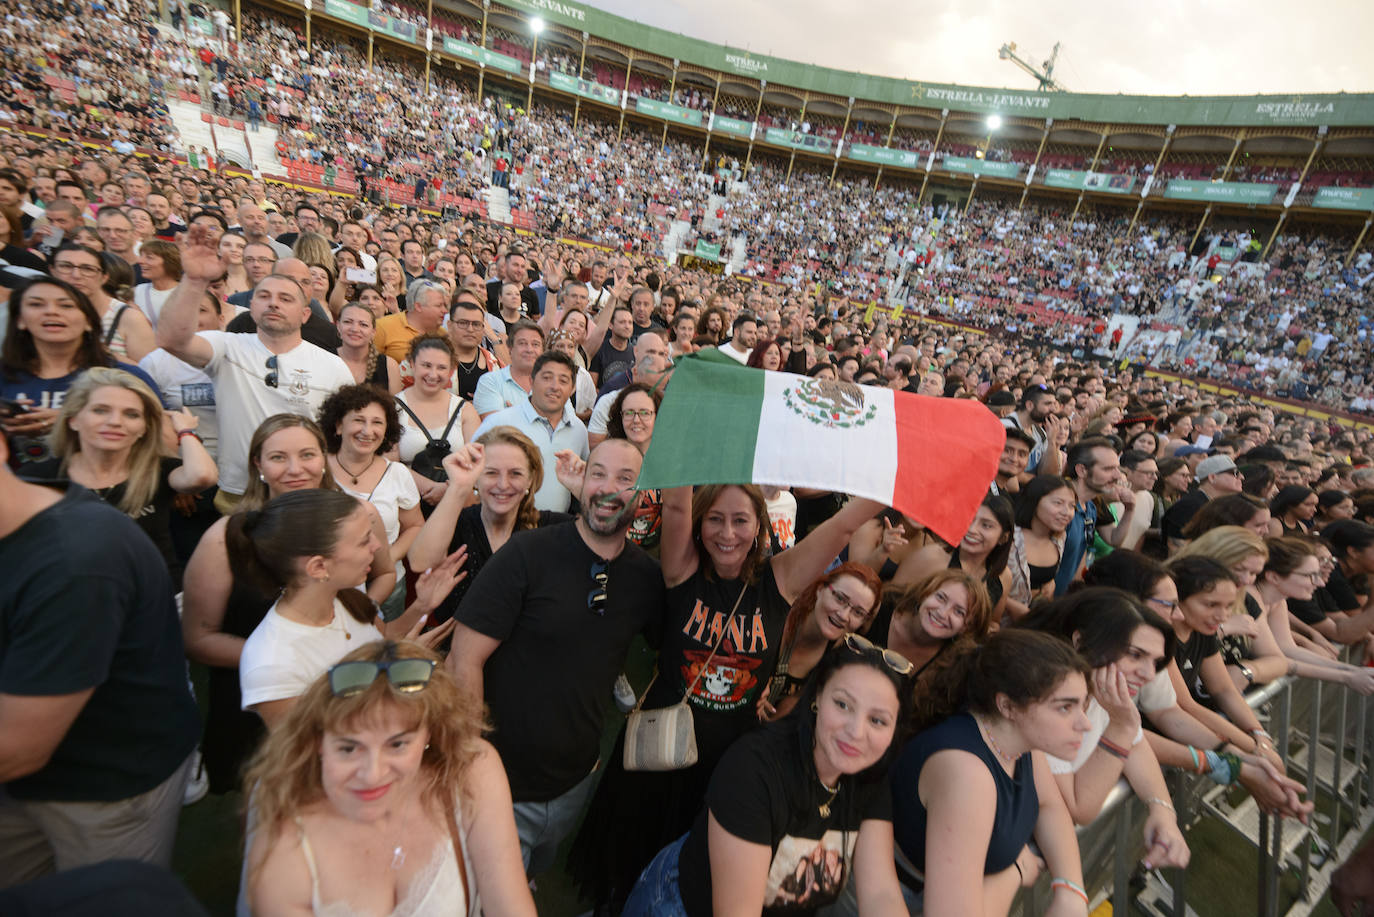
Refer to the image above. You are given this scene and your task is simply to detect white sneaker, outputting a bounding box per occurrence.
[183,749,208,806]
[614,673,636,713]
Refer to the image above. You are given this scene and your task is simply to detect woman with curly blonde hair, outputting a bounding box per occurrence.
[243,639,535,916]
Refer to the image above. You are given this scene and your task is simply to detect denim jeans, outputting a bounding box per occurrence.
[512,766,600,878]
[621,834,689,917]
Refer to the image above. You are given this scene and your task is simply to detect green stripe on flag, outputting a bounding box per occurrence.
[639,356,764,489]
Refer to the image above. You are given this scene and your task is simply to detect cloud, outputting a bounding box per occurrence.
[589,0,1373,96]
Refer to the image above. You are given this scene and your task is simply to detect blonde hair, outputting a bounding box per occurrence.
[292,231,336,273]
[49,367,164,517]
[474,425,543,531]
[244,640,487,881]
[1173,525,1267,613]
[239,414,340,511]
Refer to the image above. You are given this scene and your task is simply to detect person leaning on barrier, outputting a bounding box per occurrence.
[1020,588,1190,869]
[1082,550,1313,821]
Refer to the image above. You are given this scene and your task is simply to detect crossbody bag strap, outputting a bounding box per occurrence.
[629,582,750,715]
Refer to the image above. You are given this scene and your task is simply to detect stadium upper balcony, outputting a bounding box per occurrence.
[286,0,1374,209]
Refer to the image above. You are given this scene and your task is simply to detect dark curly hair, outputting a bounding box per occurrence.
[317,383,402,455]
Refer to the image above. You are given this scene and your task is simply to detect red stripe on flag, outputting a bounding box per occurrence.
[891,393,1007,546]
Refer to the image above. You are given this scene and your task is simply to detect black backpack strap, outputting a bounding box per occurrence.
[397,396,461,447]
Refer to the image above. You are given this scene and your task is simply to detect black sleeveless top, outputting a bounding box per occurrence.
[949,547,1005,608]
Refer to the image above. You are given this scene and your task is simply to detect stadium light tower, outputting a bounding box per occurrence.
[527,17,545,109]
[998,41,1067,92]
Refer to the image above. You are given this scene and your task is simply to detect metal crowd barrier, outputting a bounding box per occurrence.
[1012,656,1373,916]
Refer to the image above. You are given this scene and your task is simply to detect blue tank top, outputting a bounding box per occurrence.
[890,712,1038,882]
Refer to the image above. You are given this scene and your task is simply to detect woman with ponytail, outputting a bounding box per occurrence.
[231,488,465,730]
[336,302,401,394]
[889,630,1091,917]
[183,415,412,792]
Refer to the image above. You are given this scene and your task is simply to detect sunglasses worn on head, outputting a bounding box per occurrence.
[328,657,436,697]
[842,632,915,676]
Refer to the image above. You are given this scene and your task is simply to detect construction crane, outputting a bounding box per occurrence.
[998,41,1067,92]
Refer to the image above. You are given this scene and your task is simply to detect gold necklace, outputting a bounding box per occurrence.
[817,775,840,818]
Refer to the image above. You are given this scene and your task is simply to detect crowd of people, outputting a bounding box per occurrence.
[1,2,1374,917]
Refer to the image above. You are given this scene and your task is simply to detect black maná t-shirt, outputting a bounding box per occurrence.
[676,724,892,916]
[455,520,665,801]
[0,485,200,801]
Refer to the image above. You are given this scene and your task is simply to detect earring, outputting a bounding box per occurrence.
[259,473,266,482]
[810,700,819,713]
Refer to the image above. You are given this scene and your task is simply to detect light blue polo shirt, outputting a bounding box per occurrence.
[473,399,589,512]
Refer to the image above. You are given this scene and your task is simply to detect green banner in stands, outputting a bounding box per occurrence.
[942,156,1020,179]
[489,0,1374,126]
[441,38,522,74]
[1163,180,1277,205]
[847,144,922,167]
[1043,169,1136,194]
[549,71,622,106]
[384,18,417,43]
[763,128,833,154]
[635,98,703,127]
[323,0,368,27]
[712,115,753,137]
[694,240,722,260]
[1312,186,1374,211]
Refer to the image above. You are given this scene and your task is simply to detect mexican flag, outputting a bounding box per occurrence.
[639,356,1006,546]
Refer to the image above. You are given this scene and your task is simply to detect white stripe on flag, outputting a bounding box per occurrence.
[751,372,899,500]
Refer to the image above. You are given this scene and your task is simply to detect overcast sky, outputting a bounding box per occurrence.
[589,0,1374,97]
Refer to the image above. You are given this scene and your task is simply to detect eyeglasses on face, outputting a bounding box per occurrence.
[451,319,484,330]
[825,583,868,620]
[328,656,437,697]
[1146,596,1178,614]
[621,409,655,420]
[52,261,102,275]
[841,632,915,676]
[265,354,278,389]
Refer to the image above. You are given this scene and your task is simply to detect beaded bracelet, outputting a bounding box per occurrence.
[1051,877,1089,905]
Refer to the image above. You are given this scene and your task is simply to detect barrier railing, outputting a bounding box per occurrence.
[1012,660,1373,916]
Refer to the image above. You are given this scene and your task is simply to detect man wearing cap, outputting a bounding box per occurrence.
[1161,455,1244,550]
[986,389,1016,420]
[1173,443,1210,477]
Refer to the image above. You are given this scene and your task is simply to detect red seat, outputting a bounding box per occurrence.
[201,112,213,123]
[216,117,230,127]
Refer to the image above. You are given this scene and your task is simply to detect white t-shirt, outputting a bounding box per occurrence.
[133,282,176,330]
[716,342,750,364]
[1136,667,1177,714]
[139,348,220,460]
[1046,697,1144,774]
[587,388,619,436]
[239,598,383,709]
[200,331,354,495]
[340,460,420,548]
[765,490,799,550]
[396,390,466,464]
